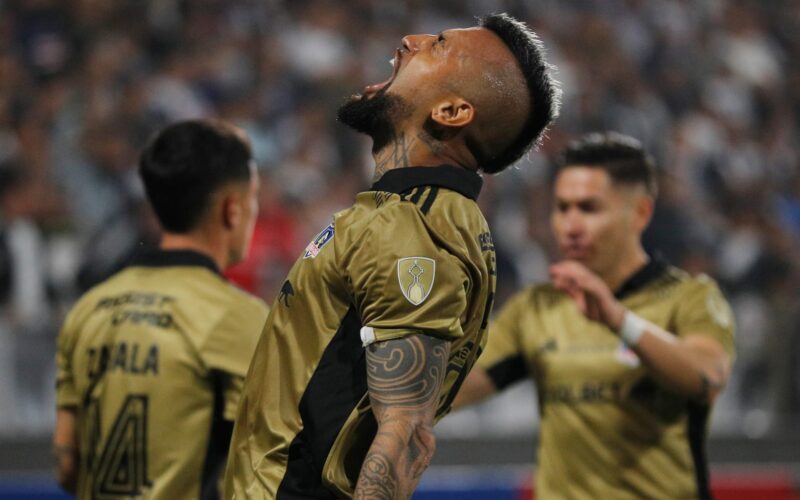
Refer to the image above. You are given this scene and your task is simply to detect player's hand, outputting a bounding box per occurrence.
[549,260,626,331]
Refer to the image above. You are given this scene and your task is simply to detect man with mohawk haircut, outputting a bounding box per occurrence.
[225,13,560,499]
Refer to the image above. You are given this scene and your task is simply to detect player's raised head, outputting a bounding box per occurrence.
[139,119,254,234]
[337,12,560,173]
[558,131,658,198]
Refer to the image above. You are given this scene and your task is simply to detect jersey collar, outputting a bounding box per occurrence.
[370,165,483,201]
[128,248,222,276]
[614,255,668,299]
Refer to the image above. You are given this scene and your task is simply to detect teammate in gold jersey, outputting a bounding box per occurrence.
[53,120,269,499]
[224,13,560,500]
[455,132,735,500]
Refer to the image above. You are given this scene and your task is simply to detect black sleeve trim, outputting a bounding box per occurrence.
[486,354,528,390]
[199,371,233,500]
[687,402,712,500]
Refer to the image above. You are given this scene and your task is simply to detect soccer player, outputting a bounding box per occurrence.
[223,13,559,500]
[53,120,270,499]
[454,132,736,499]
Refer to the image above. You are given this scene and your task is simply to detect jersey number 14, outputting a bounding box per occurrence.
[84,395,152,498]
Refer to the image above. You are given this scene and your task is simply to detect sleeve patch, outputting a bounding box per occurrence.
[303,222,335,259]
[397,257,435,305]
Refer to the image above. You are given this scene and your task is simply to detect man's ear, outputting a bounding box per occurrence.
[222,191,242,230]
[634,194,654,232]
[430,98,475,128]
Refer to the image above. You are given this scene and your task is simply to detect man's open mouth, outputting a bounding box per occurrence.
[361,49,402,99]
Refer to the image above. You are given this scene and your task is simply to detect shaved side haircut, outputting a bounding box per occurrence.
[475,13,561,173]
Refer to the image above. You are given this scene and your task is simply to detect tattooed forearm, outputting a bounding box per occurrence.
[354,453,397,500]
[373,133,416,182]
[355,423,435,500]
[355,334,449,499]
[407,421,435,480]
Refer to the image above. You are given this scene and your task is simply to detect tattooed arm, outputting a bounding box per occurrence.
[354,334,450,500]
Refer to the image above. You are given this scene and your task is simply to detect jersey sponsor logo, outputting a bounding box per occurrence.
[629,377,685,422]
[111,310,174,329]
[96,292,175,330]
[303,223,335,259]
[397,257,435,306]
[95,292,175,310]
[542,381,624,404]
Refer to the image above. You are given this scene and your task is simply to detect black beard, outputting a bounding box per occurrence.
[336,92,412,152]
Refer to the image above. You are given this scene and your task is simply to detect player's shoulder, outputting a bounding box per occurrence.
[191,280,267,372]
[401,184,482,222]
[659,265,724,295]
[206,276,269,324]
[422,184,478,210]
[349,186,480,226]
[223,282,269,319]
[385,187,487,245]
[659,266,735,335]
[152,268,267,340]
[335,196,426,253]
[354,195,415,225]
[189,278,267,356]
[59,269,149,348]
[64,268,135,321]
[424,187,487,233]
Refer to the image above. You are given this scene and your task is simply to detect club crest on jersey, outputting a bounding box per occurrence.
[303,223,334,259]
[397,257,435,306]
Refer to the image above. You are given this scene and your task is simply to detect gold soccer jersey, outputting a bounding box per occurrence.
[478,259,735,500]
[56,250,269,499]
[225,166,496,499]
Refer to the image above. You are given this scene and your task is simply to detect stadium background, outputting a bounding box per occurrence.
[0,0,798,498]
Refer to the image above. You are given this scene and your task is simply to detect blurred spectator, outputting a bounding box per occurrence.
[0,159,63,434]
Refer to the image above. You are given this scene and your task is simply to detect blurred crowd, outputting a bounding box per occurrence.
[0,0,797,438]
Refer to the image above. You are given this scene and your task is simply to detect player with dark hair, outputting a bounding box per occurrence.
[54,120,269,499]
[224,13,560,499]
[455,132,736,499]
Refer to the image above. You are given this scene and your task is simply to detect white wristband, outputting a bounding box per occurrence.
[360,326,376,347]
[618,310,649,346]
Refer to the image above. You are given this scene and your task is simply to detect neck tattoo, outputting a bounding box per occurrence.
[373,132,417,182]
[416,131,444,155]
